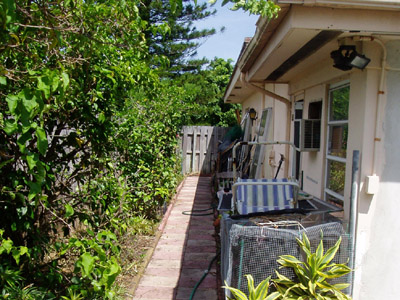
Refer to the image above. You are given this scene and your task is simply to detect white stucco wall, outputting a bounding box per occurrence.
[286,40,400,299]
[265,83,291,178]
[230,5,400,296]
[354,40,400,300]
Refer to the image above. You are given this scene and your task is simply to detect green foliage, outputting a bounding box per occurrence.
[67,231,121,298]
[0,0,241,297]
[176,57,240,126]
[139,0,218,76]
[0,0,183,298]
[211,0,281,18]
[223,275,280,300]
[274,233,352,300]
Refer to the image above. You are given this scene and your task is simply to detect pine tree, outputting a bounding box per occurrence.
[139,0,220,76]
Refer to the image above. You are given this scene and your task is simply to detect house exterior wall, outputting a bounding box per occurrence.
[230,4,400,298]
[353,40,400,300]
[284,41,400,299]
[265,83,291,178]
[241,91,264,141]
[240,85,292,178]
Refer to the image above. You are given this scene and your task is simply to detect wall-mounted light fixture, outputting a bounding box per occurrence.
[248,108,257,121]
[330,45,371,71]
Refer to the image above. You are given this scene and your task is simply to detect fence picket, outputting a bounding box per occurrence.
[180,126,231,174]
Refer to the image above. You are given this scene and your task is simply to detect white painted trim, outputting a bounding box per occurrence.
[326,154,347,163]
[325,188,345,201]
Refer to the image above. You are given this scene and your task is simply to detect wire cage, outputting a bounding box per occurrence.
[221,215,351,298]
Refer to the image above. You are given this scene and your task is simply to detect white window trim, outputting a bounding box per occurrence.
[324,82,350,203]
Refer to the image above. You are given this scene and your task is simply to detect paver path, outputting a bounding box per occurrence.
[133,176,218,300]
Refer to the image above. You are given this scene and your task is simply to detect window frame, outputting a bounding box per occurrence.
[324,81,350,204]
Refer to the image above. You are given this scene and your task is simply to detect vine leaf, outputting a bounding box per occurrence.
[3,119,18,135]
[77,252,97,277]
[65,204,74,218]
[35,127,48,155]
[6,94,18,113]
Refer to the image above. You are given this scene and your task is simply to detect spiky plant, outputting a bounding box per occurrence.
[223,275,280,300]
[273,233,352,300]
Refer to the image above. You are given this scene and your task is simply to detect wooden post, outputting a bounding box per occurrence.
[199,127,206,173]
[181,127,188,174]
[191,127,197,173]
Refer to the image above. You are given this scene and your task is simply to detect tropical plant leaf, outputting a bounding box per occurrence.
[320,237,342,266]
[279,255,303,265]
[254,275,271,300]
[315,239,324,263]
[275,234,352,300]
[222,283,249,300]
[245,274,255,299]
[264,291,280,300]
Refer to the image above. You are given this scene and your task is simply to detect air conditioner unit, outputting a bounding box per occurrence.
[294,119,321,151]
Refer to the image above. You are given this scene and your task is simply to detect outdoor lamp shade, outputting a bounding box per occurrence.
[350,54,371,69]
[249,108,257,121]
[330,45,370,71]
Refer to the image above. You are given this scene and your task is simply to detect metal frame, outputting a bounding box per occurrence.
[249,108,273,179]
[233,141,297,180]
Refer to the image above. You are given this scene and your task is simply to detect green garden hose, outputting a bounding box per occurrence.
[189,253,219,300]
[237,239,245,290]
[182,203,217,216]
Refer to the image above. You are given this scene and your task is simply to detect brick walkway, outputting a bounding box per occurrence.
[133,176,218,300]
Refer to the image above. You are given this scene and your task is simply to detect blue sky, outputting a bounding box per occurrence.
[192,1,259,62]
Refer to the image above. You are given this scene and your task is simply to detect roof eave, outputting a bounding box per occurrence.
[224,5,291,103]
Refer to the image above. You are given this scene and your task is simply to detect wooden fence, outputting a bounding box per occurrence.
[180,126,231,175]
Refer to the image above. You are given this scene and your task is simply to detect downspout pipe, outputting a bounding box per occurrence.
[349,150,360,296]
[240,72,293,177]
[351,36,386,175]
[372,38,386,176]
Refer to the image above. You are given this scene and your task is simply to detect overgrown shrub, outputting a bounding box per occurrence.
[0,0,183,298]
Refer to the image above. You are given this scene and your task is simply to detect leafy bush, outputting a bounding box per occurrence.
[0,0,183,298]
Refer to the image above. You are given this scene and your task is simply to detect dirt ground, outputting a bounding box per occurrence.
[116,232,157,299]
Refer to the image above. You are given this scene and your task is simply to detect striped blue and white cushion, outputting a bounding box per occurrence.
[236,178,295,215]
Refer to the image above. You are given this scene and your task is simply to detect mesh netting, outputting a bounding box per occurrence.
[221,217,351,297]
